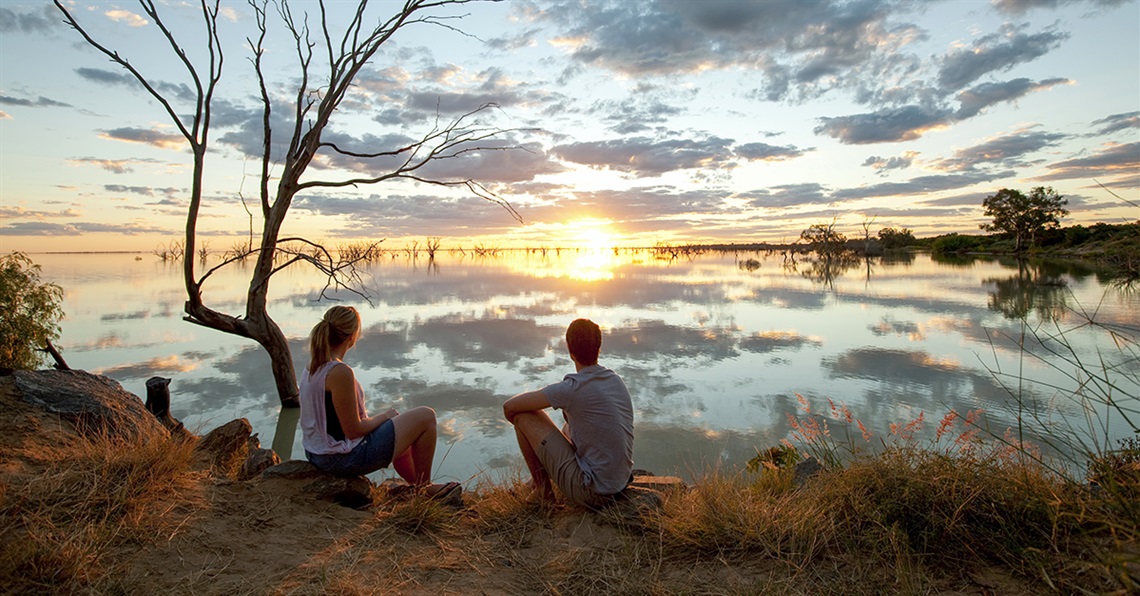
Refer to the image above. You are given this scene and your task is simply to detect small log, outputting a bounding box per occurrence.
[145,376,189,437]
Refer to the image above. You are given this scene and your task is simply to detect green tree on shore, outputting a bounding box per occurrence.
[877,227,916,250]
[981,187,1068,252]
[0,252,64,370]
[801,221,848,258]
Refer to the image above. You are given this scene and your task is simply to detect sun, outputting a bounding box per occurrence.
[580,227,616,252]
[567,219,619,251]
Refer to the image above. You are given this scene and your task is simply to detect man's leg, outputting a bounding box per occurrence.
[511,410,560,501]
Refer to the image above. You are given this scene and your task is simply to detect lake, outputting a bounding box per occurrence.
[34,249,1139,483]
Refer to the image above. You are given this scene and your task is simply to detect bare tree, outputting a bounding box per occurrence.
[56,0,525,406]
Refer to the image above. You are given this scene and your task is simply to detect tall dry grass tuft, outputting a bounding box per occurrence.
[646,471,830,568]
[755,387,1134,592]
[0,433,195,592]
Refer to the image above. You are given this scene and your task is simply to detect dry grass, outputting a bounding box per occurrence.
[0,432,196,593]
[1,420,1135,594]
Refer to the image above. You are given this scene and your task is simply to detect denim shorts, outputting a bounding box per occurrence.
[306,419,396,477]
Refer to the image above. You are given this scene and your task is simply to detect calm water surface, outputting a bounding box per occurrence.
[37,250,1139,482]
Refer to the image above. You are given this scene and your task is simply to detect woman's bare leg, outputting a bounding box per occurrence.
[390,406,437,487]
[391,448,416,484]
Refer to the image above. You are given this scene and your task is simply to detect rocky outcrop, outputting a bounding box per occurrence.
[261,459,374,509]
[10,369,168,443]
[194,418,254,476]
[792,456,823,488]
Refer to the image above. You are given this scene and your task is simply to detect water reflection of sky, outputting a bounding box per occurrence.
[37,251,1139,482]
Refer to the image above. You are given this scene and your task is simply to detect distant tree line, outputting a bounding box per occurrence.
[795,185,1135,276]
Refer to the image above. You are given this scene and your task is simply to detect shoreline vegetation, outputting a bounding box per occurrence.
[1,371,1136,594]
[29,220,1139,276]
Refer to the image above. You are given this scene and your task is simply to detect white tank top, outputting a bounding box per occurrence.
[299,360,367,455]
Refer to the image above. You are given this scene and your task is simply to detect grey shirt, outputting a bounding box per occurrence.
[542,363,634,495]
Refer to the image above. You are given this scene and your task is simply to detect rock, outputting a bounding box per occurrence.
[304,475,374,509]
[240,446,281,481]
[261,459,323,480]
[602,485,664,521]
[11,369,168,443]
[792,456,823,488]
[261,459,374,509]
[195,419,253,477]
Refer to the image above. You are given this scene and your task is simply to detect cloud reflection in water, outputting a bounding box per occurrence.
[37,251,1139,482]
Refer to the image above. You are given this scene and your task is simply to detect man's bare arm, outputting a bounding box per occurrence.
[503,389,551,423]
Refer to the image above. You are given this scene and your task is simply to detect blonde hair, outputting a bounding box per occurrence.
[308,306,361,373]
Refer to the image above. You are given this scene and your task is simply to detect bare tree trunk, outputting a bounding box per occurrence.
[58,0,525,408]
[254,320,299,407]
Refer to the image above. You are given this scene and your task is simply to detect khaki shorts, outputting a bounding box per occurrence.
[535,428,609,508]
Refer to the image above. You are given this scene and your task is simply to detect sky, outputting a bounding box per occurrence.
[1,0,1137,253]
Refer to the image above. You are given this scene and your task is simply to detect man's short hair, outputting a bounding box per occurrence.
[566,318,601,366]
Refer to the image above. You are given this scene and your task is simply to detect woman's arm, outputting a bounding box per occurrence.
[327,363,394,440]
[503,389,551,423]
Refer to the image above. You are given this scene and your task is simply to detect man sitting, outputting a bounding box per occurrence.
[503,318,634,507]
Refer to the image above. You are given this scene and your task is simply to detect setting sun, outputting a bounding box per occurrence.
[565,219,619,251]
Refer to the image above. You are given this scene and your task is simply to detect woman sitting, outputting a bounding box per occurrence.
[300,305,460,501]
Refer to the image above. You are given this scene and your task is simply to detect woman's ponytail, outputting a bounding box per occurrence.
[307,306,361,373]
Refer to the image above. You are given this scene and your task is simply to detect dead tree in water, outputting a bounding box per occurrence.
[56,0,524,406]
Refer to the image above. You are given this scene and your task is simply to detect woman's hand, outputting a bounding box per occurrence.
[382,408,398,422]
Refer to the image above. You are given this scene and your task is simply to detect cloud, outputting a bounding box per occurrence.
[99,127,185,150]
[0,220,171,236]
[485,26,543,52]
[936,24,1069,92]
[0,93,71,108]
[991,0,1133,15]
[552,136,737,176]
[104,184,181,197]
[739,183,831,208]
[595,93,690,135]
[67,157,166,174]
[550,186,734,222]
[1034,141,1140,182]
[1091,111,1140,135]
[75,67,196,102]
[0,206,80,219]
[863,152,918,174]
[604,320,741,363]
[293,192,526,237]
[831,170,1014,200]
[735,142,811,161]
[815,105,954,144]
[818,77,1067,144]
[955,77,1070,119]
[739,331,822,353]
[215,95,562,184]
[920,192,988,207]
[931,128,1069,171]
[0,4,58,34]
[104,8,148,28]
[409,314,558,365]
[550,134,808,177]
[539,0,924,103]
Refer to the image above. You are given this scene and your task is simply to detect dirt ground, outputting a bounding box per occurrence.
[0,377,1046,595]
